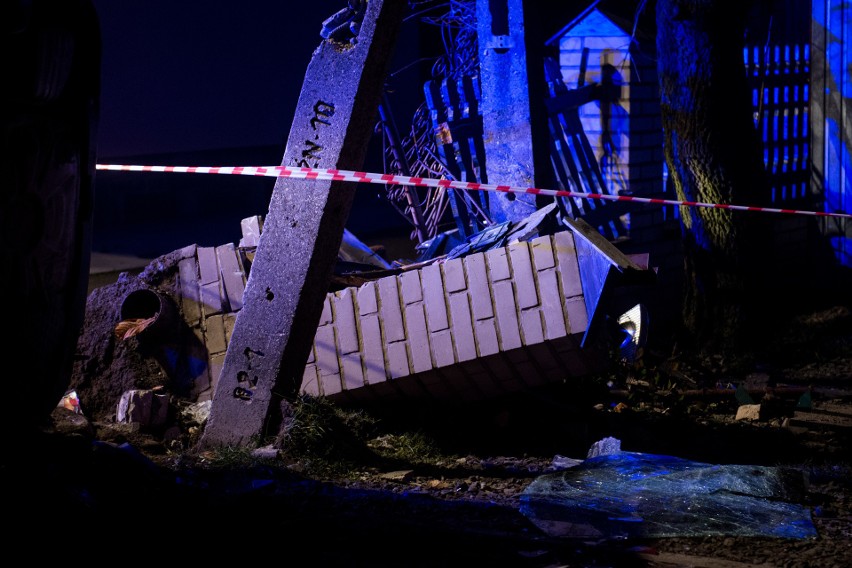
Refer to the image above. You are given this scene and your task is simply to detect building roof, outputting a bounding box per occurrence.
[544,0,655,49]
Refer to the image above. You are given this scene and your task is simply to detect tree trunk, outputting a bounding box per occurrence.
[656,0,771,355]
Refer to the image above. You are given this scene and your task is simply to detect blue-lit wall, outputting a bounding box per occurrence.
[812,0,851,267]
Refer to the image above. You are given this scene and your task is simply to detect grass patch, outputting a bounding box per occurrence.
[275,394,455,477]
[366,431,446,465]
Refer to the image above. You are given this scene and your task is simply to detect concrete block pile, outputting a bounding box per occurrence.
[300,230,604,405]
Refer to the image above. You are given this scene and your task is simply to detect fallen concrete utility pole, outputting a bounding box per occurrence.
[200,0,405,448]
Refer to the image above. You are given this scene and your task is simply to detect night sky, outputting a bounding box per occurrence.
[90,1,423,257]
[93,1,322,158]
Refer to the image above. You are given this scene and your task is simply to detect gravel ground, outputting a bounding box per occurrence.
[15,346,851,566]
[7,270,849,566]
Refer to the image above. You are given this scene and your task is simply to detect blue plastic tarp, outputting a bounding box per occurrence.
[519,451,817,540]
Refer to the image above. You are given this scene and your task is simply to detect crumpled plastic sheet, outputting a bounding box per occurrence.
[519,451,817,540]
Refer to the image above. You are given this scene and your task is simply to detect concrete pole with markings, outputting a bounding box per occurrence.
[200,0,405,448]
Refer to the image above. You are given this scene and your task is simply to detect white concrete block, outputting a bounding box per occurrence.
[378,276,405,343]
[430,329,456,368]
[564,295,589,334]
[341,351,365,391]
[386,341,411,379]
[239,215,264,248]
[443,257,467,292]
[399,270,423,304]
[485,247,511,281]
[200,281,225,317]
[421,263,449,331]
[197,246,220,285]
[474,319,500,357]
[216,243,246,312]
[449,293,477,362]
[531,235,556,270]
[554,231,583,298]
[359,314,386,385]
[464,253,493,320]
[204,314,228,354]
[332,288,359,354]
[320,372,342,396]
[508,242,539,309]
[537,268,568,340]
[492,280,522,351]
[178,257,202,325]
[313,324,339,377]
[520,309,545,345]
[357,281,378,315]
[404,303,432,374]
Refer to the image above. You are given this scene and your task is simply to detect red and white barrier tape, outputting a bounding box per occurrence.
[95,163,852,220]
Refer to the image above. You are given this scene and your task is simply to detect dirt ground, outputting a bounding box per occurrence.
[3,264,850,566]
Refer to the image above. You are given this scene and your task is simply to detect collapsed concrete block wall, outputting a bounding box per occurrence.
[173,243,246,402]
[75,217,651,429]
[300,231,606,405]
[156,222,645,414]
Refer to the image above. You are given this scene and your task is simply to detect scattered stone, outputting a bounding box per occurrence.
[380,469,414,481]
[551,454,584,470]
[587,436,622,458]
[180,400,212,426]
[116,388,169,427]
[251,446,280,460]
[49,407,96,437]
[735,404,762,421]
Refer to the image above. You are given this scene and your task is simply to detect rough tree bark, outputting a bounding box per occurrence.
[656,0,772,356]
